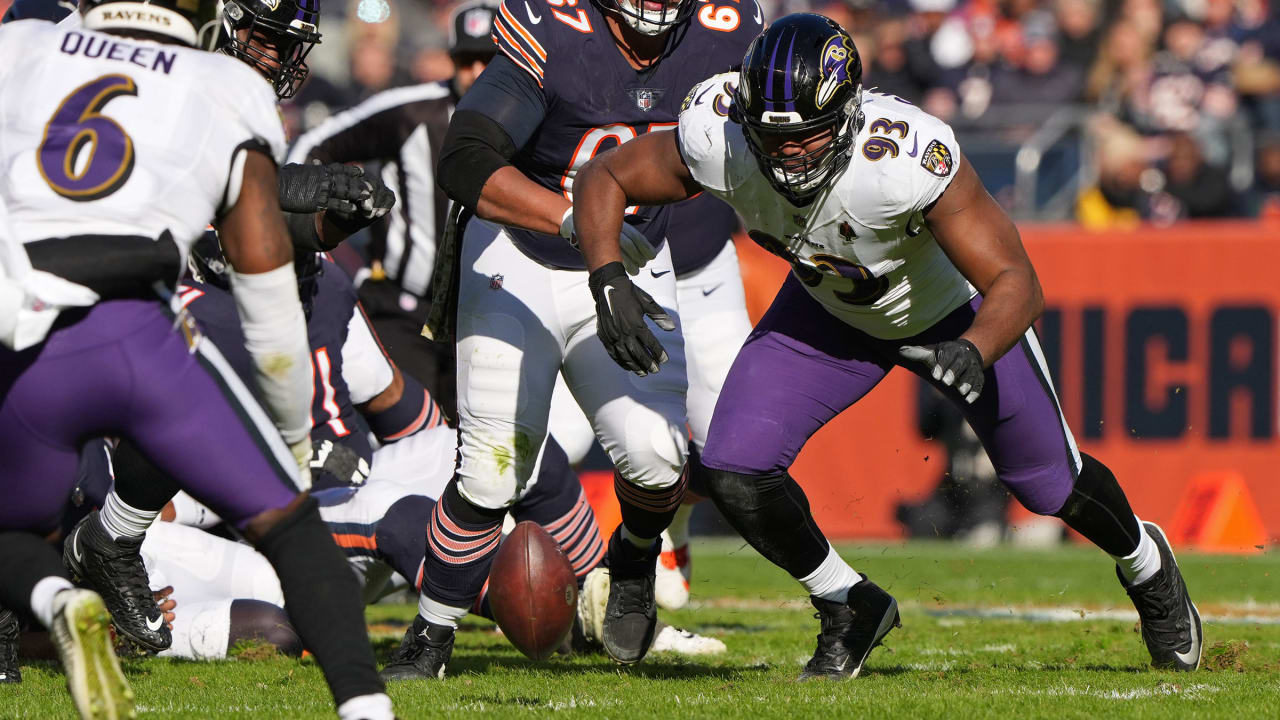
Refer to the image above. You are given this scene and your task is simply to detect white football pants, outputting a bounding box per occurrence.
[549,239,752,463]
[455,219,689,509]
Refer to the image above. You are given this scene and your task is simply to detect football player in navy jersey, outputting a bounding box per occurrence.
[390,0,764,677]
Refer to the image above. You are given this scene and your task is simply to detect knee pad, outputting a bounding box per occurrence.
[703,468,790,515]
[456,429,539,510]
[611,405,688,490]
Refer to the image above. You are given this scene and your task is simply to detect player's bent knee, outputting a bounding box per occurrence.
[1007,464,1077,516]
[703,468,786,514]
[228,599,302,658]
[612,407,688,490]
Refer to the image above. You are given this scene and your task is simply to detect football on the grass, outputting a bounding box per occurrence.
[487,521,578,661]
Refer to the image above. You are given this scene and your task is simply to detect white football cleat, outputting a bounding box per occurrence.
[650,623,725,655]
[577,566,610,645]
[51,589,136,719]
[655,531,691,611]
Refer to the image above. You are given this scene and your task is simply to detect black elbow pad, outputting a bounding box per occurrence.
[437,110,518,209]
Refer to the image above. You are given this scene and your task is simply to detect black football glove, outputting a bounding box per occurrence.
[588,261,675,376]
[277,161,366,215]
[309,438,371,489]
[899,339,986,404]
[326,171,396,235]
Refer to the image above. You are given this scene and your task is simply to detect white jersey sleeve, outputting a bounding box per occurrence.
[342,303,395,405]
[676,73,756,196]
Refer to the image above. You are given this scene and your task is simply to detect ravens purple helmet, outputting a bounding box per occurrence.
[733,14,864,205]
[214,0,321,99]
[592,0,696,37]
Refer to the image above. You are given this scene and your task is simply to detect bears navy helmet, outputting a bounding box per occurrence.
[214,0,321,99]
[733,13,864,205]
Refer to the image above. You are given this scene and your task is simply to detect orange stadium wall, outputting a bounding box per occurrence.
[730,220,1280,549]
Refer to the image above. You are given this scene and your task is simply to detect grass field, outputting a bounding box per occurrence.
[4,539,1278,718]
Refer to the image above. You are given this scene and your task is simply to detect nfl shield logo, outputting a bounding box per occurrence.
[464,8,492,37]
[627,88,665,112]
[489,273,504,290]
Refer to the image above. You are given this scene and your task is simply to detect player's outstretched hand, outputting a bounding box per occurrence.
[899,339,985,404]
[589,262,675,376]
[277,161,360,214]
[560,209,657,275]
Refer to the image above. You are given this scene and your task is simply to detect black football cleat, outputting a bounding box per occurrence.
[601,528,660,665]
[0,607,20,684]
[799,576,900,681]
[380,616,454,681]
[1120,522,1202,671]
[63,511,170,653]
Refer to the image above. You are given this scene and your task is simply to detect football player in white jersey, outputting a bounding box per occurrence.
[0,1,395,717]
[570,13,1202,680]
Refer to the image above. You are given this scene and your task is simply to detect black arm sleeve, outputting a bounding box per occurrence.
[436,54,549,209]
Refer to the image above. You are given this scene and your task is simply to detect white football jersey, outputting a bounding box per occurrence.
[0,20,285,263]
[678,73,977,339]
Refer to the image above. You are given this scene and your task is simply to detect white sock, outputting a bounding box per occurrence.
[798,546,861,603]
[337,693,394,720]
[1113,518,1162,585]
[622,525,657,550]
[663,504,694,549]
[100,491,158,540]
[29,576,75,629]
[417,596,467,629]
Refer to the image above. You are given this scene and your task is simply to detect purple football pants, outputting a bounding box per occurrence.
[0,300,300,534]
[702,276,1081,516]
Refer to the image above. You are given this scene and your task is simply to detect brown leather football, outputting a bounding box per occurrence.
[487,521,578,661]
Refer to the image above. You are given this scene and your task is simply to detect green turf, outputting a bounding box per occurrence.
[4,540,1278,718]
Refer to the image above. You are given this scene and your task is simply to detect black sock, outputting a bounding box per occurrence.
[253,497,383,706]
[511,439,605,579]
[1053,453,1143,557]
[705,469,830,579]
[421,477,505,609]
[0,532,70,627]
[614,467,687,540]
[112,439,181,512]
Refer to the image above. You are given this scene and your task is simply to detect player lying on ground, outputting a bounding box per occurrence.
[0,0,397,716]
[571,13,1202,679]
[56,436,724,663]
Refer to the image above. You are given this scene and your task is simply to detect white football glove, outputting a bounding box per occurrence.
[560,207,657,275]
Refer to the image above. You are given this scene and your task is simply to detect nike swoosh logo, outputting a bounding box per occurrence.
[72,532,84,564]
[650,269,670,278]
[752,0,762,24]
[524,1,541,23]
[1173,598,1201,666]
[603,285,617,316]
[702,284,721,297]
[906,134,919,158]
[146,614,164,632]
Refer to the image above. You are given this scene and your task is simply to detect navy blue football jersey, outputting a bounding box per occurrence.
[177,256,374,471]
[485,0,762,270]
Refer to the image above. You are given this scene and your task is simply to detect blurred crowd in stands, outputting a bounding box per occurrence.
[278,0,1280,223]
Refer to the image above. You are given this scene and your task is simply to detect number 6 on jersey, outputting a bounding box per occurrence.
[38,74,138,201]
